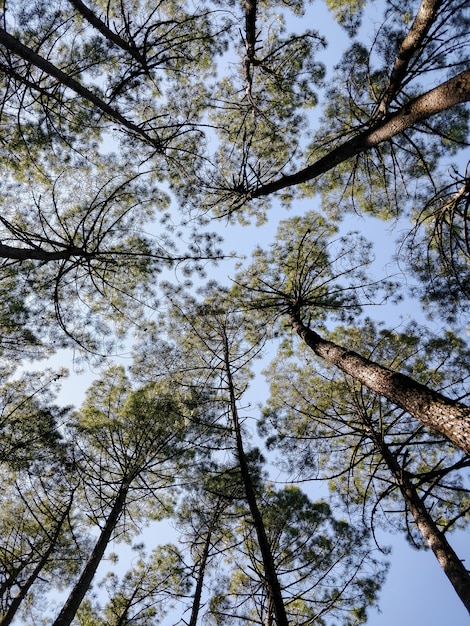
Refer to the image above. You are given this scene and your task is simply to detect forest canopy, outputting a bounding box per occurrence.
[0,0,469,624]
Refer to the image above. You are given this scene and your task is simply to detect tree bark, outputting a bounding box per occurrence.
[363,418,470,612]
[376,0,444,115]
[290,310,470,455]
[250,69,470,198]
[52,481,130,626]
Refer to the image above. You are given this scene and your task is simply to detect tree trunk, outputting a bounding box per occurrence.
[0,497,75,626]
[244,0,257,98]
[221,330,289,626]
[188,527,212,626]
[377,0,444,115]
[251,69,470,198]
[290,311,470,454]
[364,418,470,612]
[52,481,130,626]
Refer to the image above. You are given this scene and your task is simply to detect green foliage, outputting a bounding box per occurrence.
[73,365,191,526]
[306,0,470,219]
[0,369,68,470]
[405,169,470,324]
[0,267,43,361]
[75,544,190,626]
[325,0,366,36]
[233,210,391,328]
[0,0,469,621]
[261,318,470,544]
[207,483,386,625]
[0,389,86,625]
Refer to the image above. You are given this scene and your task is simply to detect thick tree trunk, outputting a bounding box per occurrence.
[290,311,470,454]
[377,0,444,115]
[222,330,289,626]
[364,420,470,612]
[251,69,470,198]
[52,481,130,626]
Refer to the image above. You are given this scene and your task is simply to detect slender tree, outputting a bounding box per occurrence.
[52,367,192,626]
[145,288,387,625]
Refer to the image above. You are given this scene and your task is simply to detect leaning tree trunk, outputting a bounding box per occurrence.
[250,69,470,199]
[363,417,470,613]
[290,310,470,455]
[52,480,130,626]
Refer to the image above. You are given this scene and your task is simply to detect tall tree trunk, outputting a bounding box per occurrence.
[0,496,75,626]
[290,310,470,454]
[250,69,470,198]
[52,481,130,626]
[362,415,470,612]
[221,330,289,626]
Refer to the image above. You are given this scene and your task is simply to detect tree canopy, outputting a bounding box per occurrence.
[0,0,469,624]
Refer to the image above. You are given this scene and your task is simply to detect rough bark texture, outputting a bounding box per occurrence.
[377,0,444,114]
[363,420,470,613]
[251,69,470,198]
[291,312,470,455]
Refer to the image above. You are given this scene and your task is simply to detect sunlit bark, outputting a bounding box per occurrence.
[290,309,470,455]
[250,70,470,199]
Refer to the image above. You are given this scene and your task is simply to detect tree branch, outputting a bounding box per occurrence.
[67,0,147,66]
[0,27,163,150]
[376,0,444,115]
[250,69,470,199]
